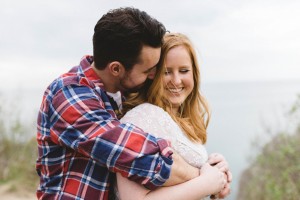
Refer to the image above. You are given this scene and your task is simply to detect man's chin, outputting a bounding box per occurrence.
[125,87,142,93]
[122,79,153,94]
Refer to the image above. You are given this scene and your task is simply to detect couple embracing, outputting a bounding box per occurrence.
[36,7,232,200]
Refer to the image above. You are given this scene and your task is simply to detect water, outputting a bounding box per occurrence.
[1,79,299,200]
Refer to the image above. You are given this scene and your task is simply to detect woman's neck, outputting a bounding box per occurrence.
[168,106,179,116]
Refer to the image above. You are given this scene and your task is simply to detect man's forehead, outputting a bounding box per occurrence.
[137,46,161,69]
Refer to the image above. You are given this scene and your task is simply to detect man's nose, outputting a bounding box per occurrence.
[147,67,157,80]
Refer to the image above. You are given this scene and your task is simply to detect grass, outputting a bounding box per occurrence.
[0,100,38,193]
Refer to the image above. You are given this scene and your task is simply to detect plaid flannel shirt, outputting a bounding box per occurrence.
[36,55,173,200]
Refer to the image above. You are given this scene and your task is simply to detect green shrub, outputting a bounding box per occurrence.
[237,96,300,200]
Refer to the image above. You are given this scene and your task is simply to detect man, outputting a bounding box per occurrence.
[36,7,231,200]
[36,7,199,200]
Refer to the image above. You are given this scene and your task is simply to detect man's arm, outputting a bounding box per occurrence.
[48,84,172,189]
[164,151,199,186]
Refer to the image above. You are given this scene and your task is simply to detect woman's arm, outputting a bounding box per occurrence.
[117,163,226,200]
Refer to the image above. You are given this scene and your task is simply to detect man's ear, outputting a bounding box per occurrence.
[108,61,124,76]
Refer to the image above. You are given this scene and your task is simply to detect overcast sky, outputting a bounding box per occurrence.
[1,0,300,91]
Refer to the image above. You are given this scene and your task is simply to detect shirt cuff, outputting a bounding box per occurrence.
[157,138,173,159]
[146,138,174,190]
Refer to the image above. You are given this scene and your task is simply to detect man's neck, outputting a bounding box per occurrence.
[91,62,118,93]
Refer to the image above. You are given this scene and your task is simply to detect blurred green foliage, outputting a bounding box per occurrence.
[237,95,300,200]
[0,100,38,192]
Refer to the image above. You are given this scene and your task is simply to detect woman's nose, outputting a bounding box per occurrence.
[171,73,181,85]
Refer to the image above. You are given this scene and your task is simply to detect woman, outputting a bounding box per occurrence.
[117,33,231,199]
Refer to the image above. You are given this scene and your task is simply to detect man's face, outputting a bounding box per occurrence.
[119,45,161,93]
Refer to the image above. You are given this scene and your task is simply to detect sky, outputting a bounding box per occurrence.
[1,0,300,91]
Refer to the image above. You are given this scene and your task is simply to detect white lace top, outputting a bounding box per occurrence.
[120,103,208,168]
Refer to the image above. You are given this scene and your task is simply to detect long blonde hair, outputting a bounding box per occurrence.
[122,33,210,143]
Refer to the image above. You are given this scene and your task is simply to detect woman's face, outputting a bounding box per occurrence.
[163,45,194,112]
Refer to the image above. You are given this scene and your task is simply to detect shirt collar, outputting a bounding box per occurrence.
[79,55,105,90]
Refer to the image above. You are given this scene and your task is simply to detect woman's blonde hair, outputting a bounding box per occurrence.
[122,33,210,143]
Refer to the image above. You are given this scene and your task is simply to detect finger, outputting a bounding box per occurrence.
[218,183,231,199]
[208,153,226,166]
[208,158,222,166]
[220,186,230,198]
[214,161,229,172]
[226,170,233,183]
[223,178,227,187]
[208,152,219,158]
[223,173,227,181]
[208,153,223,161]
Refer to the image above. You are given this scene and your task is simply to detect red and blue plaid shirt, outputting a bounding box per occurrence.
[36,55,173,200]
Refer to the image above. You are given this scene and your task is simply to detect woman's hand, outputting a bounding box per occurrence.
[207,153,232,199]
[199,163,227,195]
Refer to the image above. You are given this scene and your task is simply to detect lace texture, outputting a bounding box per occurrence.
[120,103,208,168]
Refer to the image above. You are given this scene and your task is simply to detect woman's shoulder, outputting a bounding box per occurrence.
[133,102,163,110]
[120,103,173,137]
[127,103,166,116]
[120,103,165,123]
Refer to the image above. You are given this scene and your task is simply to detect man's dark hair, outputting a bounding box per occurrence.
[93,7,166,70]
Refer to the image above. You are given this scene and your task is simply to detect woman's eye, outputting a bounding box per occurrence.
[180,69,189,73]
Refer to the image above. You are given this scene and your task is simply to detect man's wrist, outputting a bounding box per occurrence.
[185,164,200,180]
[175,153,199,181]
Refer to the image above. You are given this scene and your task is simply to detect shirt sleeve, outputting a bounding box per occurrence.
[48,84,173,189]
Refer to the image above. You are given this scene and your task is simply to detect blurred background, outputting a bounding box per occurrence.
[1,0,299,199]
